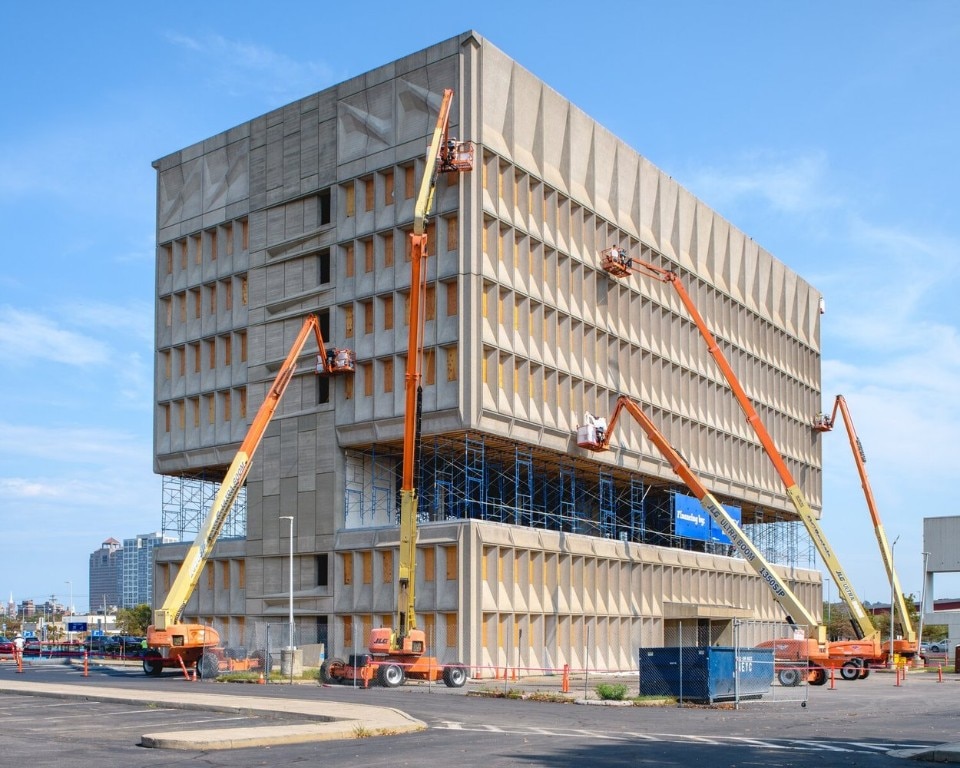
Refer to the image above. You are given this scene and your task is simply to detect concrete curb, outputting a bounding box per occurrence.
[0,678,425,749]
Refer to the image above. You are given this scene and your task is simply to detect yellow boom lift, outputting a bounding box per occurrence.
[144,315,354,678]
[814,394,917,659]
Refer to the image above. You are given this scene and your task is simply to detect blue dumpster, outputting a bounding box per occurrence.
[638,646,774,703]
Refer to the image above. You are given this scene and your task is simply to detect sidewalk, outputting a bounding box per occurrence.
[0,677,425,749]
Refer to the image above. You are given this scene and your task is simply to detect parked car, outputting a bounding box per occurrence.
[0,638,13,655]
[926,640,954,653]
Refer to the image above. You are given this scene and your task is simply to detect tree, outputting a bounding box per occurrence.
[116,604,152,636]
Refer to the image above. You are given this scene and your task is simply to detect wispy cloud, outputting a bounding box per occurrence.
[0,307,111,365]
[685,150,841,215]
[165,33,338,106]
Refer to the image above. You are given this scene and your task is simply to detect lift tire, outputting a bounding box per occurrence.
[377,663,405,688]
[442,664,467,688]
[198,653,220,680]
[858,667,870,680]
[840,660,862,681]
[142,653,164,677]
[319,657,344,684]
[777,668,801,687]
[251,649,273,673]
[808,666,828,686]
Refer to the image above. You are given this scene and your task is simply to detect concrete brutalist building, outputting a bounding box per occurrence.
[152,31,825,674]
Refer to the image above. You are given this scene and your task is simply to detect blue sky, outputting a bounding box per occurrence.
[2,2,957,615]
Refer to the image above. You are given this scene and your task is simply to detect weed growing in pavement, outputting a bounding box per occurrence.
[595,683,628,701]
[353,724,372,739]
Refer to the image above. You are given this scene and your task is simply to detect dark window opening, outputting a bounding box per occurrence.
[318,189,332,226]
[316,553,329,587]
[318,248,331,285]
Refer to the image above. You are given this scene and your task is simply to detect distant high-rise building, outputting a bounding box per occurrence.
[121,532,174,608]
[88,537,122,612]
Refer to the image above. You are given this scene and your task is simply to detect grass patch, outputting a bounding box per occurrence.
[595,683,628,701]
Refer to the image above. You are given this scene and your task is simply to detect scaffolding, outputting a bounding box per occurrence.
[342,432,815,569]
[161,474,247,542]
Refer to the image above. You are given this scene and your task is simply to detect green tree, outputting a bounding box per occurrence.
[116,604,152,636]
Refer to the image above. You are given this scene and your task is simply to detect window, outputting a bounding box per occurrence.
[191,397,200,428]
[423,548,435,582]
[343,617,353,646]
[362,362,373,397]
[424,349,435,386]
[446,215,458,252]
[363,177,374,212]
[240,218,249,250]
[238,331,247,362]
[316,553,329,587]
[383,232,394,267]
[383,170,394,205]
[445,613,457,647]
[404,166,415,199]
[344,243,355,278]
[207,394,215,425]
[162,244,173,275]
[383,296,393,331]
[162,403,171,433]
[207,283,217,315]
[383,359,393,393]
[192,233,201,265]
[208,228,217,261]
[344,306,354,338]
[363,301,373,335]
[363,239,374,273]
[382,550,392,583]
[425,285,436,321]
[446,345,457,381]
[318,188,332,226]
[221,561,230,590]
[208,338,216,369]
[224,222,234,256]
[317,248,331,285]
[179,239,188,270]
[177,346,186,377]
[342,553,353,585]
[162,297,172,327]
[445,545,457,580]
[238,388,247,419]
[222,391,231,422]
[362,551,372,585]
[192,288,201,319]
[222,279,232,311]
[241,276,248,305]
[317,375,330,405]
[223,334,232,366]
[345,185,355,217]
[205,562,214,589]
[446,282,457,316]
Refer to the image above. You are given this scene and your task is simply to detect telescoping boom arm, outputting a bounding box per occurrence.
[626,257,878,642]
[816,395,915,646]
[154,315,348,630]
[396,88,471,645]
[582,396,824,641]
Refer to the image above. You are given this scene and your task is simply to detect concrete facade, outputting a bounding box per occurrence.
[152,32,825,670]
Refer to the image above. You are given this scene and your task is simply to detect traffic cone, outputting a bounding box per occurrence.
[258,671,265,685]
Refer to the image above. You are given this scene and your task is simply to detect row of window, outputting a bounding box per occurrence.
[341,546,458,586]
[160,276,249,326]
[159,388,248,433]
[160,219,249,276]
[158,559,246,593]
[160,332,248,378]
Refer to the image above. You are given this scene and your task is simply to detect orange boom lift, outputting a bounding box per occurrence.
[144,315,353,678]
[320,88,473,688]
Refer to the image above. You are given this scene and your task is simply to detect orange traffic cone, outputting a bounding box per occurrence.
[258,671,265,684]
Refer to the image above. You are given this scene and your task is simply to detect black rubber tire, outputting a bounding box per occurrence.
[809,666,828,686]
[319,657,344,684]
[442,664,467,688]
[840,660,862,681]
[777,668,801,687]
[198,653,220,680]
[858,667,870,679]
[142,653,164,677]
[377,663,405,688]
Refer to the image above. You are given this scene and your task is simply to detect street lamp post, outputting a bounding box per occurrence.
[65,581,72,642]
[918,551,931,652]
[890,535,900,669]
[279,516,295,649]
